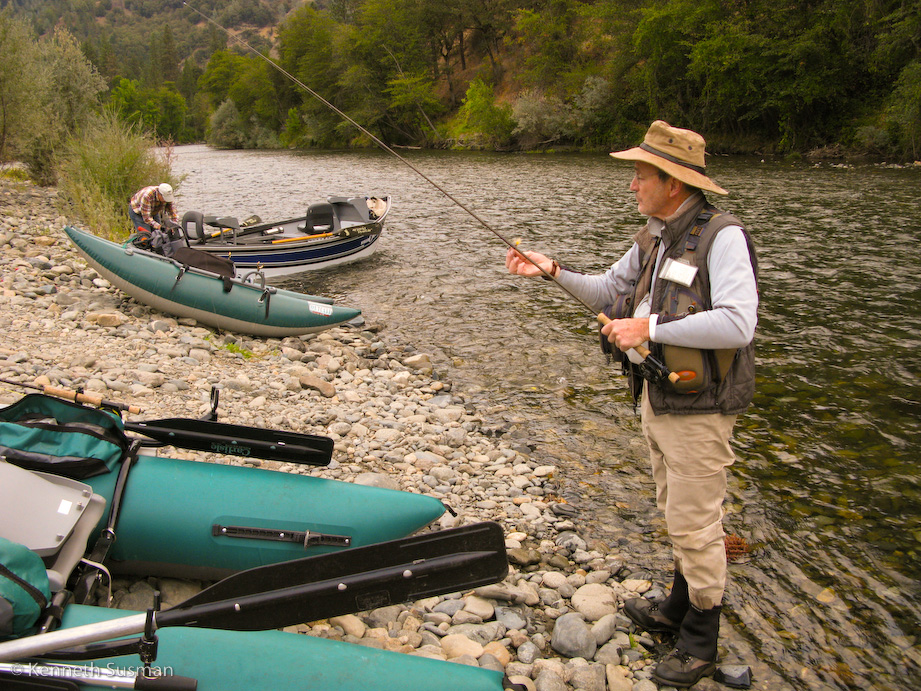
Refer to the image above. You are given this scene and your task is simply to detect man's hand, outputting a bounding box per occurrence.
[506,247,553,277]
[601,317,650,352]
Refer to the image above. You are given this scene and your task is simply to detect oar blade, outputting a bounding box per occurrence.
[0,524,508,660]
[125,418,334,466]
[164,522,508,632]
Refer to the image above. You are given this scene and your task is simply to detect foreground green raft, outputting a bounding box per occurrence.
[56,605,506,691]
[84,454,447,579]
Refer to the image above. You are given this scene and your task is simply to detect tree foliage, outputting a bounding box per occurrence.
[0,10,41,163]
[0,17,106,183]
[0,0,919,158]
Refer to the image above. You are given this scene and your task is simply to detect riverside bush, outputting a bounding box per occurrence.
[55,110,175,241]
[450,79,515,149]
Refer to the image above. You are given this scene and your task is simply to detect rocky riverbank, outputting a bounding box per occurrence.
[0,175,760,691]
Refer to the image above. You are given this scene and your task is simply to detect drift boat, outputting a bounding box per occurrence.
[64,225,360,338]
[180,195,391,279]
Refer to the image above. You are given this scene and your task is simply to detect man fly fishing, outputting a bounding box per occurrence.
[506,120,758,688]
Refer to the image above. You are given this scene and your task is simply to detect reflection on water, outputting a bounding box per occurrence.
[173,145,921,689]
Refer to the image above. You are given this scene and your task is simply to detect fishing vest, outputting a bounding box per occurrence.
[628,195,757,416]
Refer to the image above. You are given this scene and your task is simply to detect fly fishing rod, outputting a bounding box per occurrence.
[0,377,142,414]
[181,2,677,382]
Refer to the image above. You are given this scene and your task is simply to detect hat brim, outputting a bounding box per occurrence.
[160,191,175,203]
[610,147,728,195]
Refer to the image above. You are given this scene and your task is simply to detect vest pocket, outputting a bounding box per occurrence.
[659,287,736,394]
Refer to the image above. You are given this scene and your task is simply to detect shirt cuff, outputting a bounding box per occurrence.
[648,313,659,341]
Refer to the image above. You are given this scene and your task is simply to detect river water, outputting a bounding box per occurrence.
[172,144,921,690]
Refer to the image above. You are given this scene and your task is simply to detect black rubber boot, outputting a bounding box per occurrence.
[653,604,721,688]
[623,570,689,635]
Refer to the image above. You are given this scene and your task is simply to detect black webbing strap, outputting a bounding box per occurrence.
[685,206,721,253]
[71,440,141,604]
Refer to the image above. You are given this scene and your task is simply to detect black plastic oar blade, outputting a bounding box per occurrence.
[0,528,506,661]
[163,522,508,631]
[124,418,333,466]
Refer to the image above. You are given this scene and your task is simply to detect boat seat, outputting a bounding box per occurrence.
[0,461,106,592]
[298,202,339,233]
[332,198,369,224]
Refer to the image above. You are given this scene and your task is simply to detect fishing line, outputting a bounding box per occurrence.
[182,4,677,381]
[180,1,603,318]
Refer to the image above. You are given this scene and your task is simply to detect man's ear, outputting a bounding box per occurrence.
[667,177,685,198]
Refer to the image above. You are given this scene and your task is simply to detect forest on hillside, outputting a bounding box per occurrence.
[1,0,920,160]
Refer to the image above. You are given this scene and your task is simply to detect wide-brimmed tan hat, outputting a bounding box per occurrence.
[610,120,727,195]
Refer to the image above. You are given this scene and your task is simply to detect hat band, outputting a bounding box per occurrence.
[639,143,706,175]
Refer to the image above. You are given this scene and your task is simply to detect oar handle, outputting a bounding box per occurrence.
[271,232,334,244]
[596,313,681,384]
[40,385,142,414]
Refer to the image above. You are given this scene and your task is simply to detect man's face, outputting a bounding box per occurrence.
[629,161,672,218]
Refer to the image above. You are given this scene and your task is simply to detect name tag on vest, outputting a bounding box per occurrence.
[659,258,698,287]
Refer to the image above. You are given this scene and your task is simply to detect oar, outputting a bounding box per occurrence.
[270,231,335,244]
[124,417,334,466]
[0,522,508,662]
[0,381,333,466]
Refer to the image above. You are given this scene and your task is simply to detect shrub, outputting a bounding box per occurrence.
[512,90,572,148]
[21,27,106,185]
[208,99,247,149]
[56,109,175,241]
[451,79,515,149]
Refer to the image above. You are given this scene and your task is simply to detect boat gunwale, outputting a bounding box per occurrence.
[190,195,392,249]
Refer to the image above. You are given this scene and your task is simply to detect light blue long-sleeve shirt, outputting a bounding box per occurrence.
[556,202,758,351]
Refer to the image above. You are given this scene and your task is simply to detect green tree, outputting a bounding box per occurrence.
[385,72,444,142]
[199,50,250,108]
[158,25,181,84]
[277,5,351,146]
[451,78,515,148]
[888,60,921,159]
[630,0,721,127]
[23,27,107,183]
[460,0,519,80]
[513,0,584,94]
[0,11,41,163]
[208,99,246,149]
[151,85,188,141]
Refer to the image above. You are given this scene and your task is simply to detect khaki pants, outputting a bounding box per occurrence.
[641,386,737,610]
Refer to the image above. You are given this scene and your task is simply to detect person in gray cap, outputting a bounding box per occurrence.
[128,183,180,251]
[506,120,758,687]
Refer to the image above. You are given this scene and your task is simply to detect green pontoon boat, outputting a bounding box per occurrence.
[0,524,514,691]
[0,392,518,691]
[0,392,446,585]
[64,225,360,338]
